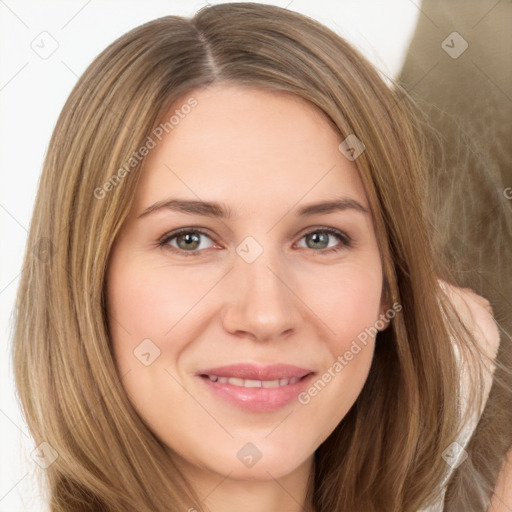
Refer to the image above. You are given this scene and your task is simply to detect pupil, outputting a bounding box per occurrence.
[179,233,199,250]
[309,232,327,249]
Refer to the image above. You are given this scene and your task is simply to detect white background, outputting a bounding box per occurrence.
[0,1,421,510]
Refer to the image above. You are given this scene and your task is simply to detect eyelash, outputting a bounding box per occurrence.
[157,226,353,257]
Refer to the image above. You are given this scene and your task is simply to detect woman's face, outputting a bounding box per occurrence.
[106,84,390,484]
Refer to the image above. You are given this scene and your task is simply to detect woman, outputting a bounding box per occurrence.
[11,3,511,511]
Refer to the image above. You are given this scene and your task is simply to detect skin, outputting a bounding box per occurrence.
[105,83,394,512]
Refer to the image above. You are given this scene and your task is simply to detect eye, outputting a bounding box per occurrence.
[158,228,215,256]
[158,226,352,257]
[296,227,352,254]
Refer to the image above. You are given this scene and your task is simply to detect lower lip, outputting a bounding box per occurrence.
[198,373,315,412]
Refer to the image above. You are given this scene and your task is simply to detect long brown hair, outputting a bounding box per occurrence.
[11,3,510,511]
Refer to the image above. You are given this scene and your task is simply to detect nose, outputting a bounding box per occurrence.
[220,247,303,342]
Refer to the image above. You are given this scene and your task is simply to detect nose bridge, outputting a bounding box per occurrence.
[221,236,300,340]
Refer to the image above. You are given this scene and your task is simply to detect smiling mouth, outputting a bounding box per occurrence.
[198,371,316,412]
[200,373,313,388]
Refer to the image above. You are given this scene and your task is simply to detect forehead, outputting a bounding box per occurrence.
[133,84,368,213]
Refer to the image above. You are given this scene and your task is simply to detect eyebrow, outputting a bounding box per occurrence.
[137,197,369,219]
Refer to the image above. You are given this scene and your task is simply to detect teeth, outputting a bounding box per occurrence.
[206,375,301,387]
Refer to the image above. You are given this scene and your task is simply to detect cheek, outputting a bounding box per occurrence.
[105,259,197,415]
[307,259,384,346]
[298,291,380,441]
[106,258,205,348]
[298,262,382,417]
[105,255,226,401]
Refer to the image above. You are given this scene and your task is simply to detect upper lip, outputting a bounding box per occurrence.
[196,363,314,381]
